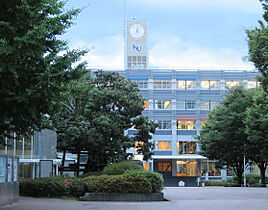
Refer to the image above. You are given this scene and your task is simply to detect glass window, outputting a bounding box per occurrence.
[154,100,171,110]
[0,156,6,183]
[176,160,198,176]
[8,157,12,182]
[226,80,241,89]
[247,81,257,89]
[177,120,196,130]
[144,101,148,109]
[158,162,171,172]
[156,120,171,129]
[201,161,221,176]
[201,81,210,89]
[134,80,148,89]
[200,101,209,110]
[13,158,18,182]
[186,80,196,89]
[177,142,197,154]
[153,80,171,89]
[177,80,186,89]
[176,100,185,110]
[185,100,196,110]
[210,80,220,89]
[158,141,172,150]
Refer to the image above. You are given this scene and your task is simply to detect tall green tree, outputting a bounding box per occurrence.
[198,87,254,185]
[246,0,268,91]
[245,88,268,185]
[0,0,87,144]
[56,71,157,174]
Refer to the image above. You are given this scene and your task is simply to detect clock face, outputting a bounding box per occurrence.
[130,24,145,38]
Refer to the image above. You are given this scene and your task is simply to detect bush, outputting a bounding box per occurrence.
[205,181,228,186]
[84,173,152,194]
[68,178,87,197]
[20,176,68,197]
[229,174,268,185]
[102,161,142,175]
[124,170,164,193]
[79,171,103,178]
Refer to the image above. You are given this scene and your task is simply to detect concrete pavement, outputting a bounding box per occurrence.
[1,187,268,210]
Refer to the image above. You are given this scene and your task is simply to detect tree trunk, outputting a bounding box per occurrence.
[61,149,66,175]
[258,163,267,185]
[76,150,81,177]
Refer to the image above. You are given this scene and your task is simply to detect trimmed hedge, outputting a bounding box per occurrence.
[124,170,164,193]
[102,161,142,175]
[20,171,164,198]
[84,174,152,194]
[20,176,68,197]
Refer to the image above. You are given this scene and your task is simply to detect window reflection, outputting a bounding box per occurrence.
[177,120,196,130]
[176,160,198,176]
[226,80,241,89]
[176,142,197,154]
[158,141,172,150]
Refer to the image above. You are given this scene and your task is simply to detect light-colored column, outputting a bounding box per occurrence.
[22,137,25,159]
[171,119,177,156]
[30,136,34,159]
[13,132,16,156]
[5,137,7,154]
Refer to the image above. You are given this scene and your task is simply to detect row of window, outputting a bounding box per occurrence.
[149,120,206,130]
[133,80,260,89]
[152,100,218,110]
[156,161,235,176]
[157,141,197,154]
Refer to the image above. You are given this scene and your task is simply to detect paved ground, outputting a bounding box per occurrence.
[1,187,268,210]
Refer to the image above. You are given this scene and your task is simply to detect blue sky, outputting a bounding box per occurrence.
[64,0,264,70]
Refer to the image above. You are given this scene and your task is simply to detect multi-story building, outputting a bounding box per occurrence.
[98,68,259,186]
[0,129,59,179]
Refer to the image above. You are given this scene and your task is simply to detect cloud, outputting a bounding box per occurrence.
[69,35,124,69]
[128,0,262,14]
[149,36,254,70]
[70,34,254,70]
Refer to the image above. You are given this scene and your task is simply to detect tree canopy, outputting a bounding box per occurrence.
[0,0,87,144]
[198,87,254,184]
[55,71,157,174]
[245,88,268,184]
[246,0,268,91]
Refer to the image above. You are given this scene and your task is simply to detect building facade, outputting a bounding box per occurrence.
[110,68,259,186]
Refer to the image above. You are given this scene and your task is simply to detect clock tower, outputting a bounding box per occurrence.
[125,20,148,70]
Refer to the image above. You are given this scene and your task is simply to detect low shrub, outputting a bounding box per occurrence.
[205,181,228,186]
[124,170,164,193]
[79,171,103,178]
[84,173,152,194]
[68,178,87,197]
[20,176,68,197]
[229,174,268,185]
[102,161,142,175]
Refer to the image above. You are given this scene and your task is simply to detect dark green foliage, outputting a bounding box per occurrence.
[68,178,87,197]
[205,181,229,186]
[79,171,103,178]
[124,170,164,193]
[246,0,268,91]
[0,0,87,143]
[229,174,268,186]
[198,87,254,185]
[245,89,268,184]
[102,161,142,175]
[19,176,68,197]
[19,171,164,197]
[84,174,152,194]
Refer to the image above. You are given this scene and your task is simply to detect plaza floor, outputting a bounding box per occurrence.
[1,187,268,210]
